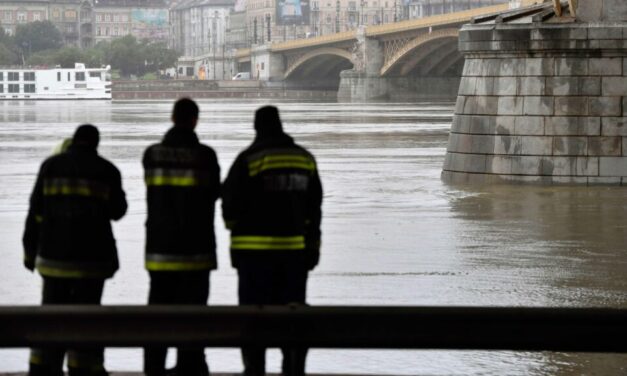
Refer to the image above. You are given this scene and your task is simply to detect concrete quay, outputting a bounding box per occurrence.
[111,80,336,100]
[442,4,627,185]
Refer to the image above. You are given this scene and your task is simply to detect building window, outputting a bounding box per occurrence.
[96,14,102,22]
[17,12,26,23]
[3,11,11,22]
[113,14,119,22]
[105,14,110,22]
[3,28,11,36]
[8,84,19,93]
[24,84,35,93]
[75,72,85,81]
[113,27,118,36]
[33,12,41,21]
[96,27,101,36]
[24,72,35,81]
[65,10,77,20]
[52,9,60,19]
[121,14,128,22]
[8,72,19,81]
[105,27,109,35]
[186,67,193,76]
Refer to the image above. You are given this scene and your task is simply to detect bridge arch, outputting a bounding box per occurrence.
[284,47,354,80]
[380,28,460,77]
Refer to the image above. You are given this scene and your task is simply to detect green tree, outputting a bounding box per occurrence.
[106,35,143,77]
[14,21,62,58]
[142,41,178,75]
[54,47,84,68]
[0,42,18,65]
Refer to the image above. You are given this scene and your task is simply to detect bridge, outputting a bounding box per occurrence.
[236,0,540,101]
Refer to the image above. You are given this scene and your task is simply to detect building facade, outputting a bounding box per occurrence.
[407,0,508,19]
[0,0,93,48]
[93,0,169,44]
[170,0,235,79]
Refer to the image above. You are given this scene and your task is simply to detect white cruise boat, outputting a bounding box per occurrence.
[0,63,111,100]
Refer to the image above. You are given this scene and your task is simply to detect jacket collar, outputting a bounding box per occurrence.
[162,126,199,147]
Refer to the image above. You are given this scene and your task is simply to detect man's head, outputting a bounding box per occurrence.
[254,106,283,137]
[72,124,99,149]
[172,98,199,129]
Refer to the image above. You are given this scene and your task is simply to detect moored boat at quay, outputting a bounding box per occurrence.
[0,63,111,100]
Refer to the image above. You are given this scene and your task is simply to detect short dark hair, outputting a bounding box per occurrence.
[73,124,99,148]
[172,98,199,126]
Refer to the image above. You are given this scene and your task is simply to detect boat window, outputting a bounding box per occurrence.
[57,72,61,81]
[24,84,35,93]
[24,72,35,81]
[8,72,19,81]
[75,72,85,81]
[0,85,3,93]
[0,72,3,81]
[8,84,19,93]
[68,72,71,81]
[89,72,101,79]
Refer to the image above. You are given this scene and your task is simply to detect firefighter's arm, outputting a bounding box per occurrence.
[108,167,128,221]
[22,164,45,271]
[222,156,247,230]
[305,166,323,270]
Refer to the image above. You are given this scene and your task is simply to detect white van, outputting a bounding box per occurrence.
[232,72,251,80]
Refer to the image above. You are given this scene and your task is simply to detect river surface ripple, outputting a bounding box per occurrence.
[0,100,625,374]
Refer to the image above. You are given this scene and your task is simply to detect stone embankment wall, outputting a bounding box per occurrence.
[442,23,627,185]
[112,80,336,100]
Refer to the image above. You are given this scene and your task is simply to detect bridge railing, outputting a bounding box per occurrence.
[1,306,626,352]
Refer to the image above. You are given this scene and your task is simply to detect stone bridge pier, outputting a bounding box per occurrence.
[441,0,627,185]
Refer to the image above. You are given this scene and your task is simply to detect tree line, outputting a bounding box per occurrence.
[0,20,179,78]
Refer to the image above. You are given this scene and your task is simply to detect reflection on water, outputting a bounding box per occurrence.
[0,100,625,374]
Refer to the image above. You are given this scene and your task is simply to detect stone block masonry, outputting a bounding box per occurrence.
[442,21,627,185]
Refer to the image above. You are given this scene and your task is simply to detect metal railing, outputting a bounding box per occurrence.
[1,306,626,352]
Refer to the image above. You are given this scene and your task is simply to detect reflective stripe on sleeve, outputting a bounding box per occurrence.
[145,253,214,271]
[231,235,306,250]
[145,168,212,187]
[247,155,315,177]
[43,178,110,200]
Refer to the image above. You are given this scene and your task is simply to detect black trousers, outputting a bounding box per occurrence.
[238,265,309,376]
[144,270,210,376]
[29,277,106,376]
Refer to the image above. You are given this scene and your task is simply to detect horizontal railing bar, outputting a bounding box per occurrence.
[0,306,625,352]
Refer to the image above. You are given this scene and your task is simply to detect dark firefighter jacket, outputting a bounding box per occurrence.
[22,144,127,278]
[222,132,323,270]
[143,126,220,272]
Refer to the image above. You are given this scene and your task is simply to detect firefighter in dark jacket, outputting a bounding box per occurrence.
[142,98,220,375]
[222,106,323,376]
[23,124,127,376]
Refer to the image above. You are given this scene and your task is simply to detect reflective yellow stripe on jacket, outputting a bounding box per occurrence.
[35,257,114,278]
[43,178,110,200]
[145,168,211,187]
[247,155,315,177]
[145,253,214,271]
[231,235,306,250]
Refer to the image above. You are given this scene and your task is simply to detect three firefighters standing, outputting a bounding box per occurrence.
[22,99,323,376]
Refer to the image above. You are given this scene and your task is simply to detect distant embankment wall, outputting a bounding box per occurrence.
[112,80,336,100]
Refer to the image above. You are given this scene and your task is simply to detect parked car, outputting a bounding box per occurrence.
[232,72,251,80]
